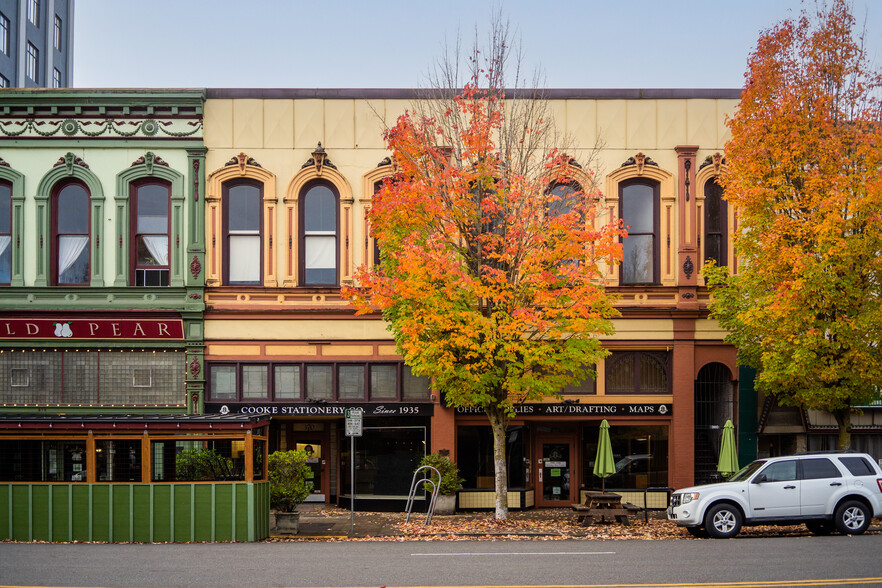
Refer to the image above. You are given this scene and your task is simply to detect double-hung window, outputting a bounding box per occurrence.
[0,181,11,284]
[52,181,90,285]
[54,15,62,50]
[300,181,338,286]
[25,43,38,83]
[27,0,39,26]
[223,179,262,284]
[619,179,660,284]
[132,181,170,286]
[1,13,9,56]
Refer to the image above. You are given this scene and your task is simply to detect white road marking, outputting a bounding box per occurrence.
[410,551,616,556]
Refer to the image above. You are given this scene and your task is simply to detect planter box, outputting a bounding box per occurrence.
[274,511,301,535]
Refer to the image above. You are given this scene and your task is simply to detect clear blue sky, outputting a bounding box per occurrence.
[73,0,882,89]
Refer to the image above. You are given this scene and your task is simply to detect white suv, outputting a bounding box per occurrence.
[667,452,882,538]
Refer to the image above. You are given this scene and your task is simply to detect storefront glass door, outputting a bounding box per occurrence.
[288,423,328,502]
[538,438,575,506]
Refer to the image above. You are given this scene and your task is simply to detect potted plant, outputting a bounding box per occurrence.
[268,449,314,534]
[418,451,464,515]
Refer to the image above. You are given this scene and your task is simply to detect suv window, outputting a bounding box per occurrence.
[757,460,797,482]
[838,456,876,476]
[800,458,841,480]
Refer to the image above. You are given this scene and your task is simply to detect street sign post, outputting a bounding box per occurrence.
[344,408,363,534]
[345,408,363,437]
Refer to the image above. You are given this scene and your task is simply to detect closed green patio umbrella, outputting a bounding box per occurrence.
[593,419,616,493]
[717,419,739,477]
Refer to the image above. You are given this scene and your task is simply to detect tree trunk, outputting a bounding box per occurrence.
[832,407,852,451]
[486,405,509,520]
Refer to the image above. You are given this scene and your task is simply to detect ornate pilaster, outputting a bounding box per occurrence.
[676,146,699,309]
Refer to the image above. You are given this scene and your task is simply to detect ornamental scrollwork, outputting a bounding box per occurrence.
[0,118,202,138]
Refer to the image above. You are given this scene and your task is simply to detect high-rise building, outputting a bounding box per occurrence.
[0,0,74,88]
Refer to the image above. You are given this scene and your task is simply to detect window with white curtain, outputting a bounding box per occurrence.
[223,179,262,284]
[0,181,10,284]
[53,182,90,285]
[132,181,170,286]
[300,181,338,286]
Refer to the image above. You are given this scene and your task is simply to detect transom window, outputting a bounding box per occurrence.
[208,362,430,402]
[605,351,670,395]
[703,178,728,267]
[300,180,338,286]
[132,181,170,286]
[223,179,262,284]
[619,179,659,284]
[52,181,90,285]
[0,180,11,285]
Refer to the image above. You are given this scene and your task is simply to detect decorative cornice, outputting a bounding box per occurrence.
[53,152,90,172]
[130,152,169,173]
[301,142,337,174]
[620,152,658,175]
[224,152,262,172]
[698,152,726,175]
[0,117,202,139]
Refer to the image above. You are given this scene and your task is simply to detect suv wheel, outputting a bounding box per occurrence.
[834,500,870,535]
[805,521,834,535]
[704,503,742,539]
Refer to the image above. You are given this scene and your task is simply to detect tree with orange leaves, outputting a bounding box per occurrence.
[343,23,624,519]
[704,0,882,450]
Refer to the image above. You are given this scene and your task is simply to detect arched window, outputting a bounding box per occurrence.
[223,179,263,285]
[703,178,727,268]
[605,351,670,394]
[300,180,339,286]
[0,180,10,285]
[619,179,660,284]
[131,180,171,286]
[547,181,581,217]
[52,180,90,285]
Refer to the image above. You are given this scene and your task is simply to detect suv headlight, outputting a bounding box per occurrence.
[681,492,700,504]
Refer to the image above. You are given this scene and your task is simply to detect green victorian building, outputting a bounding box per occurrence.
[0,90,271,542]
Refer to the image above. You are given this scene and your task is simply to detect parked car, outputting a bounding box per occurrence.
[667,452,882,538]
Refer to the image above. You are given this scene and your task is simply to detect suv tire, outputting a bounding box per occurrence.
[805,521,834,535]
[704,503,742,539]
[834,500,870,535]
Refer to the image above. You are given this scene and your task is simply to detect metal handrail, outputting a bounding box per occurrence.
[405,465,441,525]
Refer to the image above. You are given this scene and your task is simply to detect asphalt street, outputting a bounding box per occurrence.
[1,535,882,588]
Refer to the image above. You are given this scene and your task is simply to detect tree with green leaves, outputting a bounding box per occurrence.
[703,0,882,449]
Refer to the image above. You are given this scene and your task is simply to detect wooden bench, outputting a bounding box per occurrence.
[571,491,641,526]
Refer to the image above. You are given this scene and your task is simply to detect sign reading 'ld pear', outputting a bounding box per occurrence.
[0,319,185,340]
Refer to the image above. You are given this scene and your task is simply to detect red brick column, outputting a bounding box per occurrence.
[671,317,696,489]
[431,401,457,456]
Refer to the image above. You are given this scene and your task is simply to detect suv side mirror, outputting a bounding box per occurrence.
[753,474,767,484]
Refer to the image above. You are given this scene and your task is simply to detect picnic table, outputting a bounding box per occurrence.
[571,491,640,526]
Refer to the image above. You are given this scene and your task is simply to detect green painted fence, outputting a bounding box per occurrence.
[0,482,270,542]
